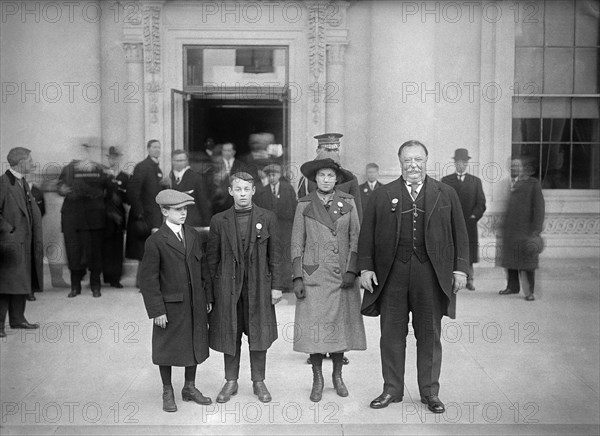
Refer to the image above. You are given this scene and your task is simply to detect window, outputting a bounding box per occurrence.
[512,0,599,189]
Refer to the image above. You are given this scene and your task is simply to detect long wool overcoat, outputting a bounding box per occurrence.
[206,205,283,356]
[501,176,545,270]
[140,224,211,366]
[290,190,367,354]
[0,171,43,295]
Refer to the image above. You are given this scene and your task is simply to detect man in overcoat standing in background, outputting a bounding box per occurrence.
[499,157,545,301]
[127,140,166,285]
[0,147,42,337]
[442,148,486,290]
[359,140,469,413]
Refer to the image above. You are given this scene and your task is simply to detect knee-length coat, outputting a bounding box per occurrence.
[501,177,545,270]
[0,171,43,295]
[140,224,211,366]
[290,190,367,354]
[206,205,283,356]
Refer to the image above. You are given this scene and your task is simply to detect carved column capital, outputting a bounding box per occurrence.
[327,43,347,66]
[123,42,143,64]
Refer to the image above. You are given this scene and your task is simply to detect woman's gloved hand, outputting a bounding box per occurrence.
[293,277,306,299]
[340,271,356,288]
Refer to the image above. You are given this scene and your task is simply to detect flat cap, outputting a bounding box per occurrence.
[263,163,282,174]
[155,189,195,207]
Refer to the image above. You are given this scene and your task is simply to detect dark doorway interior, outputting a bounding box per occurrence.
[188,98,285,160]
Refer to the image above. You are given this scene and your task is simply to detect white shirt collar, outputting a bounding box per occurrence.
[149,156,159,164]
[457,171,468,177]
[404,177,425,196]
[368,181,377,190]
[165,220,182,236]
[8,168,23,180]
[173,167,190,179]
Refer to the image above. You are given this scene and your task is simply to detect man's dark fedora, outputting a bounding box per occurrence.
[107,146,123,157]
[452,148,471,161]
[300,157,353,184]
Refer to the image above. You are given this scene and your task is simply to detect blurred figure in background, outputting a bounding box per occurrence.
[169,149,212,229]
[211,142,245,215]
[102,146,129,289]
[58,144,109,298]
[0,147,43,337]
[499,157,545,301]
[126,140,166,287]
[253,164,297,292]
[359,163,382,216]
[441,149,486,291]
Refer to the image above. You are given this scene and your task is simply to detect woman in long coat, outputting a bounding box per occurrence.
[291,158,367,402]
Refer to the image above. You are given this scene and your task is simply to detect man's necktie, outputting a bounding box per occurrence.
[177,230,185,248]
[175,176,181,185]
[22,179,33,219]
[409,183,419,201]
[458,174,464,182]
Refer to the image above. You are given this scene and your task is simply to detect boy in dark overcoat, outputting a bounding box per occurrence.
[140,190,213,412]
[206,172,284,404]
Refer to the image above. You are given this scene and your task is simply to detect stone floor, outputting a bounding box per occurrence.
[1,259,599,435]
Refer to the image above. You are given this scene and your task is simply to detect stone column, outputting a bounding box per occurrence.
[326,43,347,134]
[123,42,145,168]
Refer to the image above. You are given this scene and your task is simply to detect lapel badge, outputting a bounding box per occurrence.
[337,201,345,215]
[364,188,368,193]
[256,222,263,238]
[391,198,399,212]
[157,172,162,178]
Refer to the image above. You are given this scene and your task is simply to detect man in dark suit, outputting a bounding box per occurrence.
[253,164,297,292]
[126,140,166,285]
[103,146,129,289]
[359,163,383,215]
[297,133,363,223]
[0,147,42,337]
[441,148,486,290]
[211,142,246,215]
[58,145,109,298]
[359,140,469,413]
[499,157,545,301]
[169,149,212,228]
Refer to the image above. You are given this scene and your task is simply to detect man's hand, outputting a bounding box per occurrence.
[452,273,467,294]
[271,289,283,305]
[340,272,356,288]
[154,314,168,328]
[207,303,213,313]
[293,278,305,299]
[361,270,378,293]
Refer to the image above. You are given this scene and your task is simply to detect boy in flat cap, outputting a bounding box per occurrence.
[206,171,283,404]
[253,164,297,292]
[140,189,213,413]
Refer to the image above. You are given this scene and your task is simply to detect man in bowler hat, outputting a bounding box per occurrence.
[359,140,469,413]
[441,148,486,290]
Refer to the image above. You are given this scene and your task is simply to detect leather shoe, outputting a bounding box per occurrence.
[253,381,272,403]
[10,322,39,329]
[370,392,402,409]
[26,294,36,301]
[0,329,6,338]
[92,290,102,298]
[499,289,519,295]
[216,380,238,403]
[67,289,81,298]
[525,294,535,301]
[421,395,445,413]
[182,381,212,405]
[111,282,123,289]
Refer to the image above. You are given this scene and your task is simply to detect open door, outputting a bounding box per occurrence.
[171,89,190,152]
